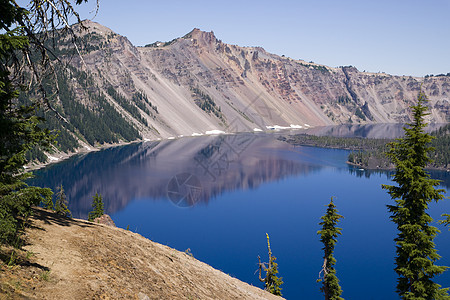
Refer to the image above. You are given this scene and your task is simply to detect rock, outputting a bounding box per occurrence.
[93,214,116,227]
[137,292,150,300]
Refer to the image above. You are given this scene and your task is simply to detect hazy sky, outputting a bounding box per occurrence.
[73,0,450,77]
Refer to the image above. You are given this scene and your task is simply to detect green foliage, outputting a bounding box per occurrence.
[106,84,148,126]
[0,184,53,245]
[280,134,391,151]
[88,192,104,222]
[361,101,374,121]
[439,214,450,229]
[40,270,51,281]
[317,197,344,300]
[428,123,450,169]
[17,52,141,155]
[0,10,54,246]
[337,95,351,105]
[144,37,179,48]
[58,70,140,145]
[281,124,449,170]
[190,86,225,123]
[348,124,449,170]
[54,184,71,218]
[132,90,158,117]
[22,66,141,149]
[354,107,366,121]
[425,73,450,78]
[296,61,330,73]
[258,233,283,296]
[382,91,449,299]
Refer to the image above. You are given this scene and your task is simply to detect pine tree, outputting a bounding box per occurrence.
[54,184,71,218]
[88,192,104,222]
[317,197,344,300]
[382,91,449,299]
[0,7,53,245]
[1,0,94,248]
[257,233,283,296]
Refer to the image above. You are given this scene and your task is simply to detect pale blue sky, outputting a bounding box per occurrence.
[74,0,450,77]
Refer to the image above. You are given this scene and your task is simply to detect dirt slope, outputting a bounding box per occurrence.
[1,208,283,300]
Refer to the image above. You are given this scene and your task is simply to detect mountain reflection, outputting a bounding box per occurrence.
[305,123,445,139]
[30,134,337,218]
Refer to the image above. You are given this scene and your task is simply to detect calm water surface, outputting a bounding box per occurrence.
[30,133,450,299]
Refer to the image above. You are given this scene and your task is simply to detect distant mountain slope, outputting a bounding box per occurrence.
[27,20,449,156]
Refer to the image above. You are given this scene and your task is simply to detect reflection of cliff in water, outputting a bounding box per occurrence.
[305,123,445,139]
[30,134,336,218]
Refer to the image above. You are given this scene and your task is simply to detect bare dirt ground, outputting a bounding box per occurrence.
[0,208,283,300]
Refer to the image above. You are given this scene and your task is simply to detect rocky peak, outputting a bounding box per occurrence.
[188,28,219,47]
[76,19,115,37]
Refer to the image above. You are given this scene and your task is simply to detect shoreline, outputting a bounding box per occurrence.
[26,139,142,171]
[25,127,308,171]
[25,130,271,171]
[29,129,449,173]
[346,160,449,172]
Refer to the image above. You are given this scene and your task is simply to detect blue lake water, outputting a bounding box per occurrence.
[30,133,450,299]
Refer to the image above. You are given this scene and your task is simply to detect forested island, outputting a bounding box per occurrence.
[279,123,450,170]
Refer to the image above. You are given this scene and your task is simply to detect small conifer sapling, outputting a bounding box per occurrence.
[54,184,71,217]
[88,192,104,222]
[317,197,344,300]
[257,233,283,296]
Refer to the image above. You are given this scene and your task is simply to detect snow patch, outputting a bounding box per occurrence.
[205,130,226,135]
[253,128,263,132]
[265,125,289,130]
[266,124,303,130]
[167,137,175,140]
[47,155,59,162]
[191,132,203,136]
[289,124,303,129]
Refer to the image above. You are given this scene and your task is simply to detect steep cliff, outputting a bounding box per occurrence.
[40,20,449,149]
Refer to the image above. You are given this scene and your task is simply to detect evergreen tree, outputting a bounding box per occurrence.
[54,184,71,217]
[0,4,53,245]
[382,91,449,299]
[257,233,283,296]
[317,197,344,300]
[1,0,93,248]
[88,192,104,222]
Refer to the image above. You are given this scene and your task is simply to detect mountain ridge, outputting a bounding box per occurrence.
[26,20,449,161]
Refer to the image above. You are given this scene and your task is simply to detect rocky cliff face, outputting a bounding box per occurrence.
[60,21,449,142]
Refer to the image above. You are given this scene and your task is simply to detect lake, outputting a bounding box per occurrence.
[30,131,450,299]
